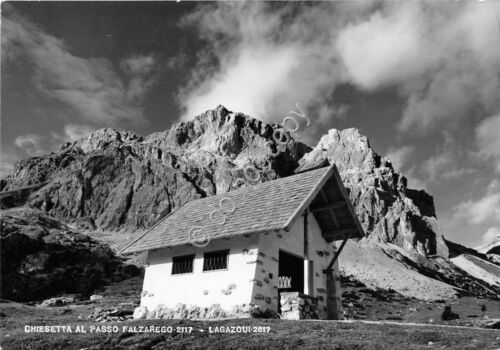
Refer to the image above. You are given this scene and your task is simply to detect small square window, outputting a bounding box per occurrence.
[172,254,194,275]
[203,250,229,271]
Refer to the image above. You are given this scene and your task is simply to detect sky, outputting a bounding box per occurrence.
[1,1,500,248]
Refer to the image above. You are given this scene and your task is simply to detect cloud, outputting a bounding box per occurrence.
[51,124,96,144]
[177,2,345,122]
[120,55,157,102]
[385,145,414,171]
[475,112,500,172]
[15,125,95,157]
[452,192,500,225]
[336,2,500,133]
[178,2,500,137]
[316,104,349,125]
[2,9,156,127]
[179,45,308,121]
[481,227,500,245]
[0,152,19,178]
[421,132,475,181]
[404,166,428,191]
[14,134,44,156]
[336,3,429,91]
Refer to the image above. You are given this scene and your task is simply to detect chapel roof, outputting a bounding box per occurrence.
[121,163,364,254]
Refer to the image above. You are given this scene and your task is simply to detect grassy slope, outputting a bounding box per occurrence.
[0,292,500,350]
[341,276,500,325]
[2,315,500,350]
[2,248,499,350]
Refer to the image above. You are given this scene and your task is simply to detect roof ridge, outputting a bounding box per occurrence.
[121,163,364,255]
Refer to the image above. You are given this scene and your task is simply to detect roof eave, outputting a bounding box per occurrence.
[120,203,186,255]
[282,163,337,232]
[330,165,366,239]
[122,224,286,254]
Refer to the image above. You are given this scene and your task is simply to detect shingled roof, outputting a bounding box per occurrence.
[121,163,364,254]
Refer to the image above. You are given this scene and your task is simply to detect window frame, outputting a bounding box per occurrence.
[202,249,230,272]
[171,254,195,275]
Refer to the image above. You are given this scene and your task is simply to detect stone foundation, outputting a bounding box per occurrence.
[280,292,320,320]
[133,303,278,320]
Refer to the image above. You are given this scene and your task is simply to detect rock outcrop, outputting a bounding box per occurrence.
[299,128,448,257]
[0,106,443,258]
[1,105,497,299]
[0,207,141,301]
[0,106,308,233]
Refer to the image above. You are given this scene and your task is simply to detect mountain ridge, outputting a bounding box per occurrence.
[1,105,499,301]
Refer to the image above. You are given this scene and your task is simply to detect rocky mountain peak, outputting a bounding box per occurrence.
[302,128,385,174]
[299,126,448,257]
[74,128,144,154]
[1,106,448,258]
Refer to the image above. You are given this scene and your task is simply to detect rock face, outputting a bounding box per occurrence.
[0,106,308,233]
[300,129,449,257]
[0,207,141,301]
[1,106,444,258]
[3,105,496,300]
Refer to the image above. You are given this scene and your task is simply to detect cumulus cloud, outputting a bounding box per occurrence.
[177,2,345,122]
[336,3,430,91]
[339,3,500,132]
[178,1,500,136]
[2,9,156,127]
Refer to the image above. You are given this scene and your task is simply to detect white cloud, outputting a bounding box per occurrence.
[177,2,345,122]
[63,124,95,142]
[14,134,44,156]
[51,124,96,144]
[178,45,306,121]
[336,3,431,91]
[2,10,156,127]
[452,192,500,225]
[178,2,500,137]
[386,145,414,171]
[336,2,500,132]
[0,152,19,178]
[448,184,500,247]
[481,227,500,245]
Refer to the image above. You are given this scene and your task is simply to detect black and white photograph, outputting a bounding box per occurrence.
[1,1,499,349]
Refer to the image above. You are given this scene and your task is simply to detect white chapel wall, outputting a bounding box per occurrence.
[253,214,341,319]
[140,235,259,311]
